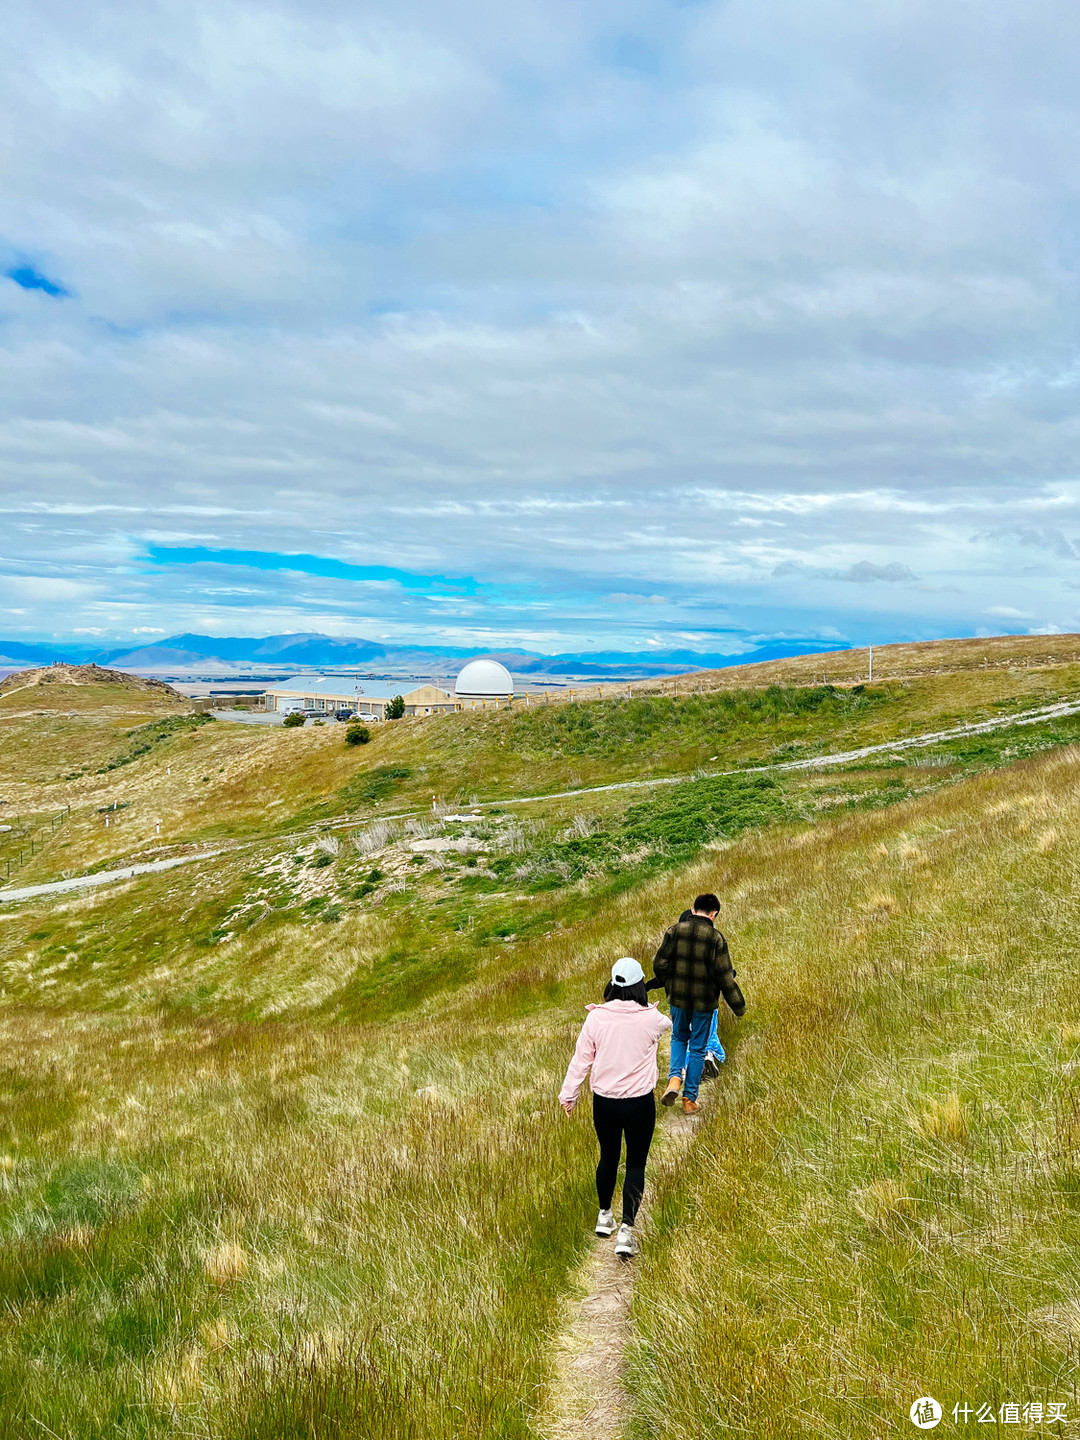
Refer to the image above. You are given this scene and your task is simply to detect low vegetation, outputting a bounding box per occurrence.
[92,712,216,774]
[2,635,1080,1436]
[508,682,890,760]
[628,749,1080,1435]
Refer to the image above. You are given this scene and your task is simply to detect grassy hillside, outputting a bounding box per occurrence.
[628,750,1080,1436]
[619,629,1080,692]
[6,647,1080,895]
[2,640,1080,1436]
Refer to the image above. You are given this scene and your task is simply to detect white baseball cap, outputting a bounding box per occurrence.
[610,957,645,987]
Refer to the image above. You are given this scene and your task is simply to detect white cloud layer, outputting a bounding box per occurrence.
[1,0,1080,649]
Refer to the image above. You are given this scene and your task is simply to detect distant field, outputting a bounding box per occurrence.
[2,636,1080,1437]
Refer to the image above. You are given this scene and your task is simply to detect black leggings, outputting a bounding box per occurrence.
[592,1092,656,1226]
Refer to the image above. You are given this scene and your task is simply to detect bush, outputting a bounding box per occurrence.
[96,712,215,773]
[345,723,371,746]
[282,712,306,728]
[386,695,405,720]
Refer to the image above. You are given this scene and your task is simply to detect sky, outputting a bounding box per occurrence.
[1,0,1079,657]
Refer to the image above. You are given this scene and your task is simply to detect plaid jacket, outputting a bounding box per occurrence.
[652,915,745,1017]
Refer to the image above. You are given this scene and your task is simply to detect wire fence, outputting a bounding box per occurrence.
[1,805,71,882]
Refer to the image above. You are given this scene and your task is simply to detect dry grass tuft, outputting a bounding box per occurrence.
[58,1224,95,1250]
[916,1093,970,1145]
[147,1349,204,1409]
[203,1241,249,1286]
[1037,827,1059,852]
[856,1177,918,1230]
[199,1316,235,1353]
[350,819,401,855]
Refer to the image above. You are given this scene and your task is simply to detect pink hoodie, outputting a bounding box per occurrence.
[559,1000,672,1105]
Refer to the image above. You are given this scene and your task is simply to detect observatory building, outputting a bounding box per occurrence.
[454,658,514,709]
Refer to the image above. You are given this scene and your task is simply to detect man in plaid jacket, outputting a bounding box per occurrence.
[652,892,745,1115]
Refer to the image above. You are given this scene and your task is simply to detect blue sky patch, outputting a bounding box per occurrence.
[6,263,70,297]
[145,546,481,596]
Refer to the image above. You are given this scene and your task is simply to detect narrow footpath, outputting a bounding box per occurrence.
[0,849,224,905]
[539,1107,700,1439]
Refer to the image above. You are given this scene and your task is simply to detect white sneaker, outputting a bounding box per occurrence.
[614,1223,635,1258]
[595,1209,615,1237]
[703,1054,721,1080]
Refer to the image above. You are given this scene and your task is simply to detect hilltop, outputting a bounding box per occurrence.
[0,661,187,700]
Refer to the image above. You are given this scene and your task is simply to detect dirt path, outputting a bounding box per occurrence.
[0,848,225,904]
[539,1106,699,1440]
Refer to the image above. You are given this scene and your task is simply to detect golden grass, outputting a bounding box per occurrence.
[5,680,1080,1435]
[626,744,1080,1437]
[203,1242,249,1286]
[621,629,1080,692]
[916,1093,970,1146]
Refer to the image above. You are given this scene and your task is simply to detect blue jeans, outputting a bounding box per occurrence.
[707,1009,726,1063]
[668,1006,714,1102]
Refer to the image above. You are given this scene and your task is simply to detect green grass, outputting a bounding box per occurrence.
[626,752,1080,1437]
[6,652,1080,1435]
[93,712,216,773]
[507,683,892,759]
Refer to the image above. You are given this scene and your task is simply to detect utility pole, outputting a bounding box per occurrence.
[868,644,874,682]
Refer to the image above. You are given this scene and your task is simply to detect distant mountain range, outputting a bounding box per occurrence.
[0,631,848,678]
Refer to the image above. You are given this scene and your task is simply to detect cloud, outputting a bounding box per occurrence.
[973,526,1079,559]
[988,605,1033,619]
[836,562,917,584]
[1,0,1080,652]
[0,575,95,602]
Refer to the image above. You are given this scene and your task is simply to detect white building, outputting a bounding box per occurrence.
[262,676,456,720]
[454,658,515,709]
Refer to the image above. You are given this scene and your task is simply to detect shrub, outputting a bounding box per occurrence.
[386,695,405,720]
[96,712,215,773]
[282,712,306,728]
[345,723,371,746]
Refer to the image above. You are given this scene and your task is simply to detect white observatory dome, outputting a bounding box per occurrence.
[454,658,514,698]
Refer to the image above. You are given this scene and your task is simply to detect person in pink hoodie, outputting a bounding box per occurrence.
[559,958,672,1257]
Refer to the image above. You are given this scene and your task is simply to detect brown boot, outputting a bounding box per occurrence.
[661,1077,682,1107]
[682,1098,701,1116]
